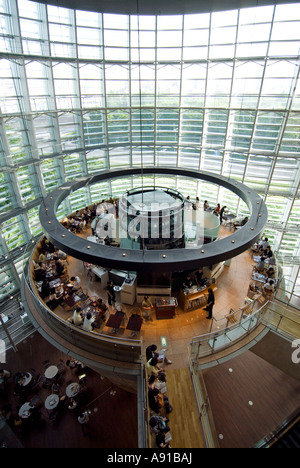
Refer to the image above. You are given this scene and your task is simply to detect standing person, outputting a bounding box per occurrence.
[78,410,90,436]
[142,295,153,321]
[106,281,116,307]
[219,205,227,224]
[204,288,215,319]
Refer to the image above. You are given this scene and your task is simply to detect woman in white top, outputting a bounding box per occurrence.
[70,276,81,290]
[83,312,95,332]
[72,308,83,326]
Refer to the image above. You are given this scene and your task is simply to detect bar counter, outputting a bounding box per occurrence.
[178,283,217,312]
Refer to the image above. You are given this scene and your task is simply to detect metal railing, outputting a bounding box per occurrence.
[275,278,300,312]
[188,297,300,448]
[190,295,269,362]
[188,349,219,448]
[0,296,35,353]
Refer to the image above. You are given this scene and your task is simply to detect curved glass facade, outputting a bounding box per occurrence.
[1,0,300,302]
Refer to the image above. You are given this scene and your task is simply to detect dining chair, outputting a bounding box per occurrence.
[43,360,50,369]
[30,395,42,408]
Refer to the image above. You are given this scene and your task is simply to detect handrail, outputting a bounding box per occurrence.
[254,405,300,448]
[190,295,268,359]
[188,298,300,448]
[188,349,219,448]
[190,297,300,363]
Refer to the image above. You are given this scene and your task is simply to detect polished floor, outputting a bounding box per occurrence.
[59,225,255,369]
[203,346,300,448]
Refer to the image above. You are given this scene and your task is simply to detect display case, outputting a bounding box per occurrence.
[155,298,177,319]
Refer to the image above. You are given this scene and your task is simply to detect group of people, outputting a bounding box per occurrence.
[0,358,91,436]
[146,344,173,448]
[62,206,94,233]
[68,297,109,332]
[185,196,223,216]
[34,234,117,334]
[185,196,251,230]
[252,237,277,296]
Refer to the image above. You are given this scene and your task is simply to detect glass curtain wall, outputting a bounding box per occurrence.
[1,0,300,302]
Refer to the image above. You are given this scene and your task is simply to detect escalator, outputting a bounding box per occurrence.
[271,416,300,448]
[255,409,300,448]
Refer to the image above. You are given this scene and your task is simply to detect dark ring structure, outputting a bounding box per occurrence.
[39,167,268,273]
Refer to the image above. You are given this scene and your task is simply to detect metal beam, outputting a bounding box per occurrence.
[39,167,268,272]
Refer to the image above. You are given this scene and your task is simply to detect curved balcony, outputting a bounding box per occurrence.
[21,241,143,394]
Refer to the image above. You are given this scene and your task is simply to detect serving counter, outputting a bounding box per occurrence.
[178,283,217,313]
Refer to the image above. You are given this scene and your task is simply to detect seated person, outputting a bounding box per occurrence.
[147,357,162,376]
[267,255,276,265]
[0,369,11,384]
[156,432,171,449]
[263,279,275,295]
[234,216,249,228]
[46,288,62,310]
[146,344,172,365]
[70,276,81,291]
[38,252,46,262]
[95,298,108,314]
[69,307,83,326]
[148,374,167,394]
[148,387,173,414]
[55,259,65,276]
[256,256,266,273]
[266,266,275,279]
[40,280,51,299]
[82,312,95,332]
[35,262,46,281]
[259,237,270,252]
[264,246,273,259]
[149,415,170,435]
[54,247,67,260]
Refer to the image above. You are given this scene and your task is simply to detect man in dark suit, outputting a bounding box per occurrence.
[204,288,215,319]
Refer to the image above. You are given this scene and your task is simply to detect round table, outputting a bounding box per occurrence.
[45,365,58,379]
[19,402,32,419]
[66,382,80,398]
[45,394,59,410]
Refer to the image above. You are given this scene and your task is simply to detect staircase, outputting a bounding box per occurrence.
[0,296,35,352]
[271,417,300,449]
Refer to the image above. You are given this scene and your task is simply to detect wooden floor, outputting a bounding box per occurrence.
[202,348,300,448]
[148,367,206,449]
[0,332,138,449]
